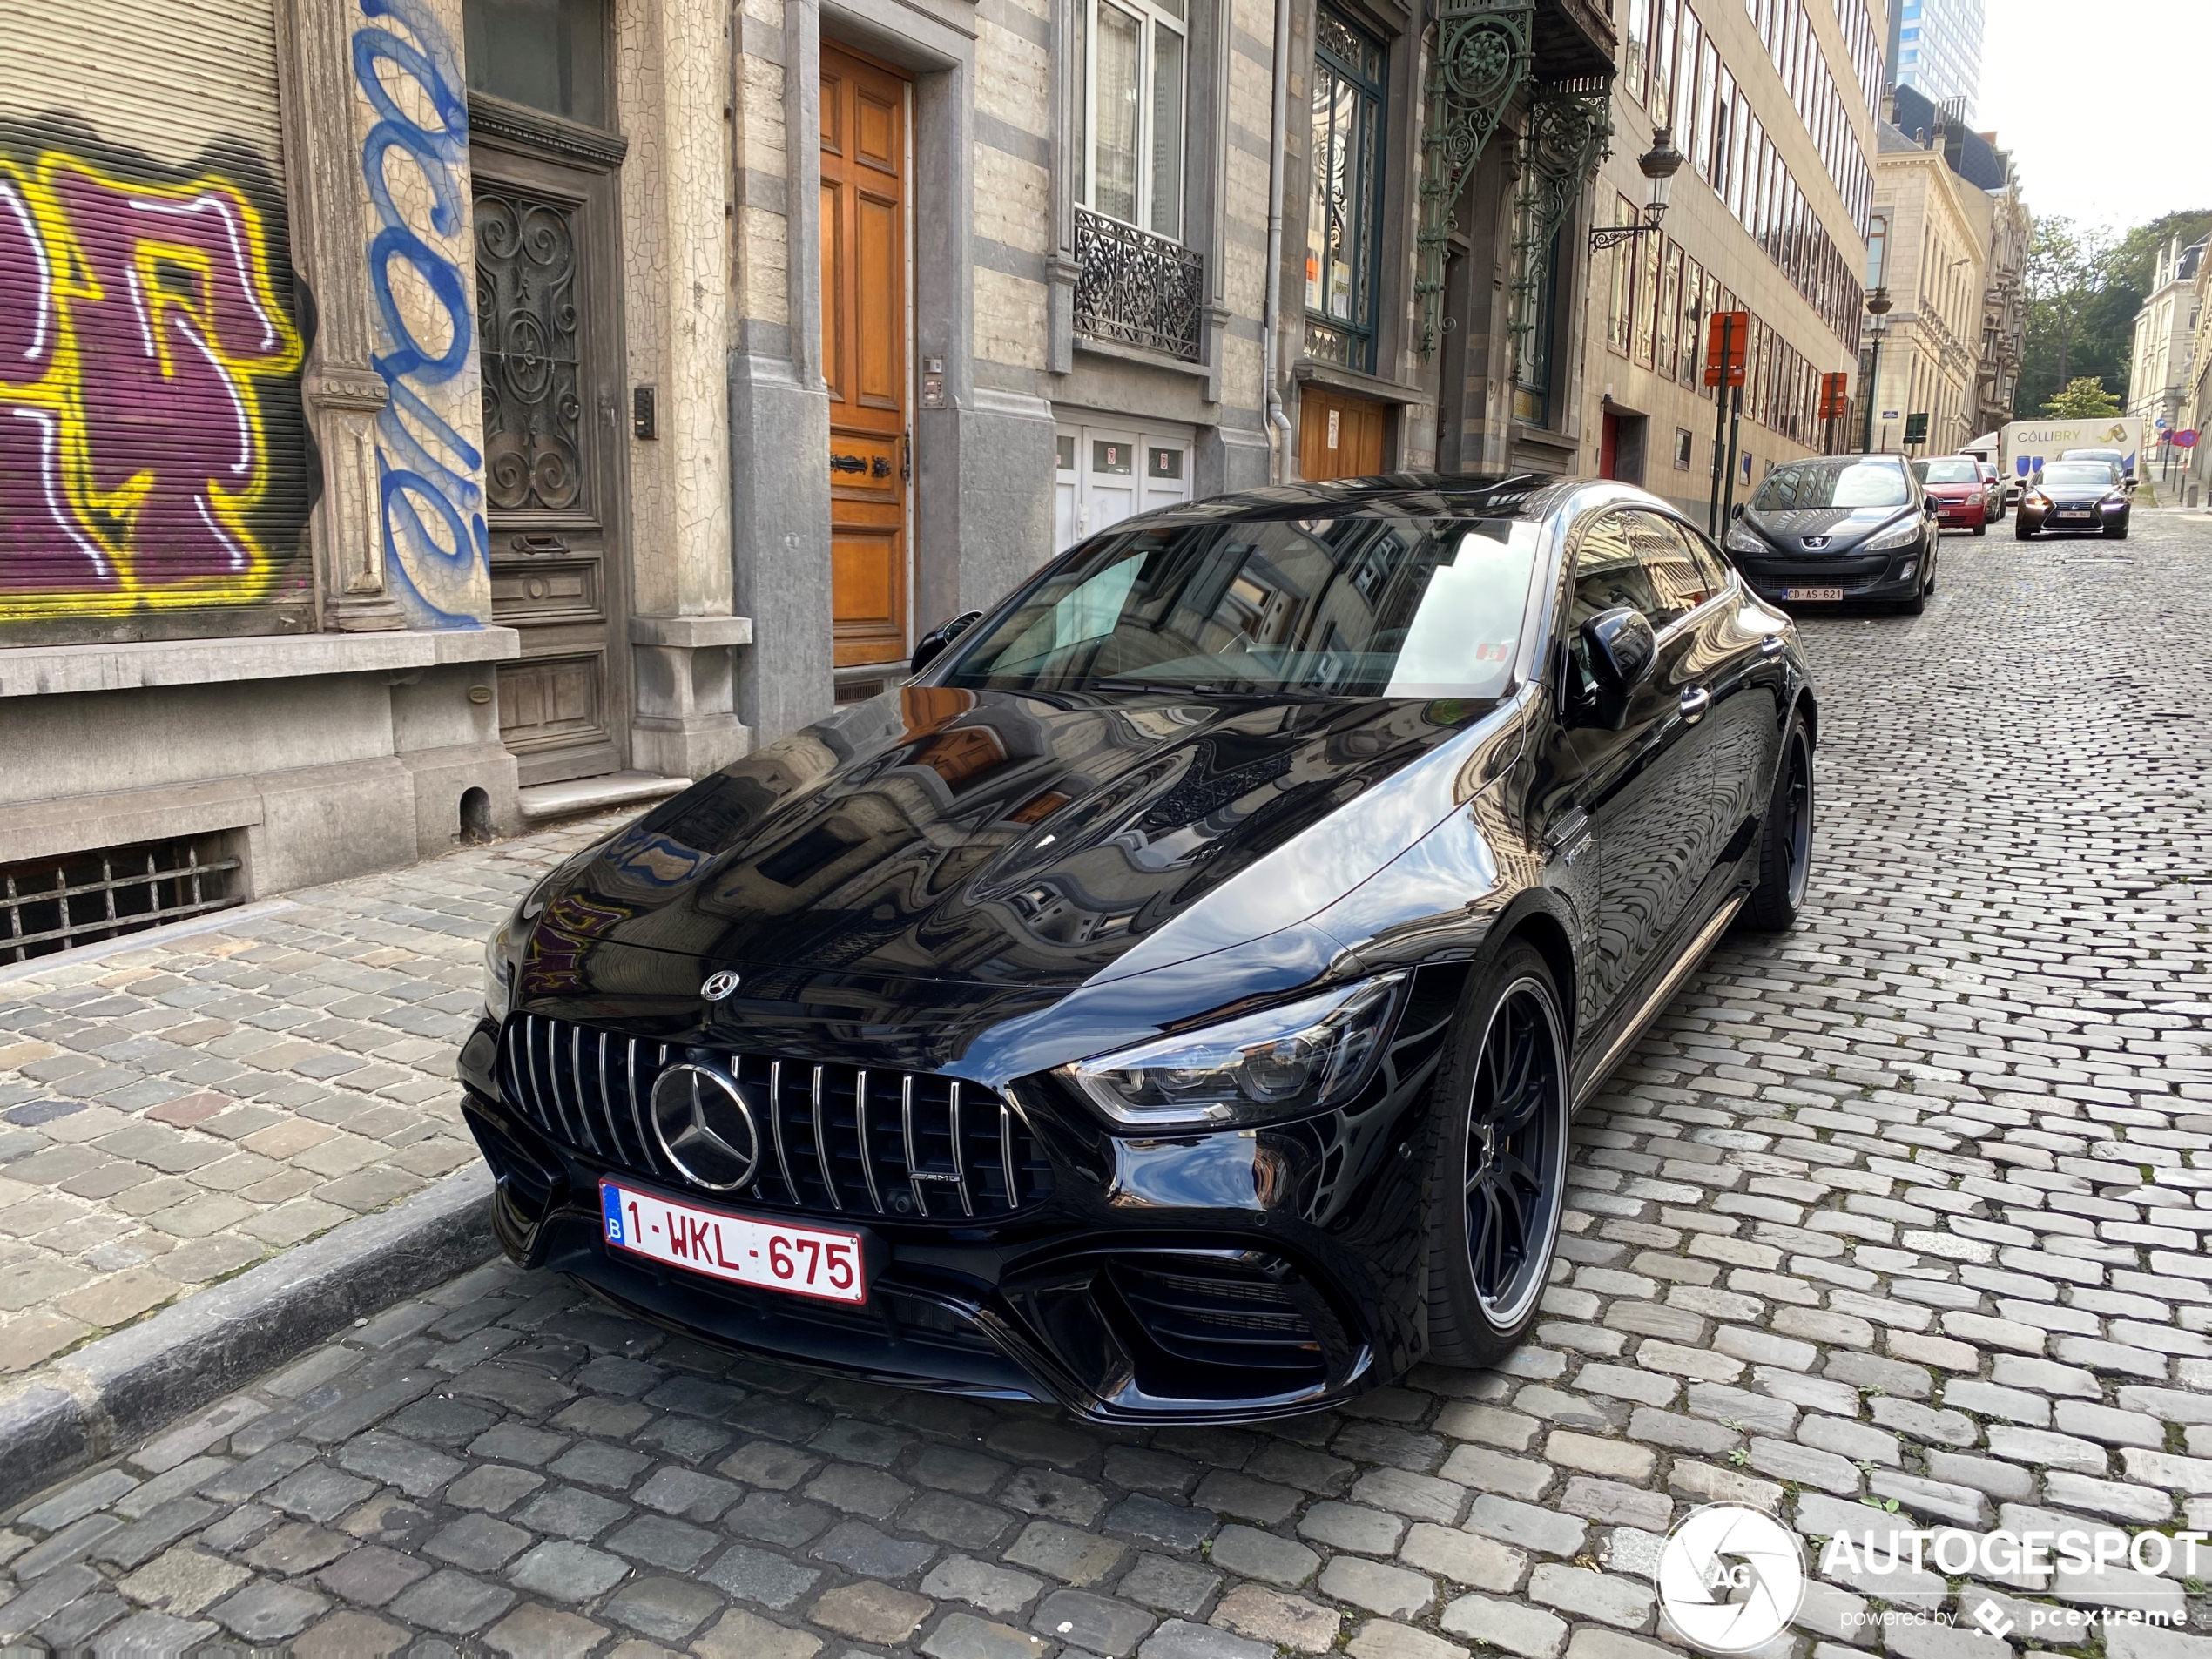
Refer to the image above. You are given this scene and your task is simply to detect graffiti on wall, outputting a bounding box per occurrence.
[0,132,308,623]
[354,0,492,628]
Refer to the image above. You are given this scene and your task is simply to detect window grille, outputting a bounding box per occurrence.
[1,836,244,965]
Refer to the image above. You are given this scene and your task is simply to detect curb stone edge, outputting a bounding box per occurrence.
[0,1163,498,1507]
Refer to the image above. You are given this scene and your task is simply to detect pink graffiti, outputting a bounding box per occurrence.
[0,152,301,612]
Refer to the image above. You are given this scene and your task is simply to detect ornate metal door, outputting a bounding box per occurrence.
[472,145,629,786]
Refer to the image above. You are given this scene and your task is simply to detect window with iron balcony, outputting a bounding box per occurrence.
[1069,0,1204,360]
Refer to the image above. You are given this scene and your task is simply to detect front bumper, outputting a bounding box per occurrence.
[2019,502,2125,535]
[455,993,1457,1422]
[1930,498,1981,528]
[1730,546,1923,602]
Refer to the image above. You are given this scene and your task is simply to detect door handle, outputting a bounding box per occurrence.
[830,453,868,474]
[1679,686,1711,724]
[1759,633,1785,656]
[510,535,568,555]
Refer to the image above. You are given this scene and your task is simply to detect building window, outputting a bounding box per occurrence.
[1305,9,1386,370]
[1674,428,1694,469]
[1075,0,1188,239]
[464,0,611,128]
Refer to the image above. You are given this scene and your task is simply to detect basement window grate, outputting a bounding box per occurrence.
[1,836,244,965]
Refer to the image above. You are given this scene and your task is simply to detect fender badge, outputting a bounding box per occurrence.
[699,971,742,1002]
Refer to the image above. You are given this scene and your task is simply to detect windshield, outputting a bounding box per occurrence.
[1914,460,1979,484]
[1753,458,1911,509]
[941,513,1542,698]
[2061,450,2122,462]
[2038,464,2118,489]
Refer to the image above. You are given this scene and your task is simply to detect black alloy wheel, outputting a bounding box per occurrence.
[1425,943,1569,1366]
[1745,713,1814,931]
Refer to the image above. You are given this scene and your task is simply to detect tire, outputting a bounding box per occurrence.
[1898,585,1926,615]
[1972,518,1986,536]
[2107,522,2129,540]
[1743,712,1814,932]
[1423,942,1570,1370]
[2015,523,2035,541]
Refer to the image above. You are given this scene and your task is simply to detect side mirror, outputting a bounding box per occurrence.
[1925,497,1940,516]
[1581,607,1657,698]
[911,610,983,675]
[1730,502,1747,522]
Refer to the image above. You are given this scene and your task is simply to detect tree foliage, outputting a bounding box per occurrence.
[2019,210,2212,416]
[2041,376,2122,418]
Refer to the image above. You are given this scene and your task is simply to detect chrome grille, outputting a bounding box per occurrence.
[495,1013,1050,1220]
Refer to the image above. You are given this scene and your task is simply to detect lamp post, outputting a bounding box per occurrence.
[1589,128,1686,251]
[1859,287,1892,454]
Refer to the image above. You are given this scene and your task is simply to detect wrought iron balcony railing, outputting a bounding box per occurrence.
[1073,207,1204,363]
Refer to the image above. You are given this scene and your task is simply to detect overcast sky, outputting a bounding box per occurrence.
[1978,0,2211,234]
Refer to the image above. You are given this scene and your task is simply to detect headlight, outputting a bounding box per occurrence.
[2026,492,2050,509]
[1723,523,1766,554]
[1062,974,1406,1129]
[484,925,516,1022]
[1864,517,1922,551]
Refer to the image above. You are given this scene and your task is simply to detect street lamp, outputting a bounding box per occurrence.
[1590,128,1685,250]
[1860,287,1892,453]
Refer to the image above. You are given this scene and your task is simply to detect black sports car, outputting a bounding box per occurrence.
[1723,453,1939,612]
[462,475,1818,1424]
[2016,461,2131,539]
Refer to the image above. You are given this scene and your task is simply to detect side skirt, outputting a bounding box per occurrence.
[1569,891,1748,1110]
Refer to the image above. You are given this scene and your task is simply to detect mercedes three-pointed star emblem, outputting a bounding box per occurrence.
[699,970,742,1001]
[648,1063,761,1191]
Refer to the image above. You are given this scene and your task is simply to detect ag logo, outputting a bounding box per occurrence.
[1657,1504,1804,1653]
[699,970,742,1002]
[648,1064,761,1191]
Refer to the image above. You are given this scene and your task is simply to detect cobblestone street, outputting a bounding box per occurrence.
[3,513,2209,1659]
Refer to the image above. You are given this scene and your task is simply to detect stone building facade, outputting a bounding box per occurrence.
[2,0,1621,962]
[1573,0,1880,523]
[1868,106,1985,461]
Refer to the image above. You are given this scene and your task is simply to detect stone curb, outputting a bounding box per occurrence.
[0,1164,497,1507]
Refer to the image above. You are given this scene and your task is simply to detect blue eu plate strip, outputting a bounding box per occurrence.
[602,1184,624,1244]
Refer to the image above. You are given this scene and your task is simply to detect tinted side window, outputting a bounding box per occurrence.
[1620,510,1716,629]
[1568,512,1661,630]
[1655,516,1734,602]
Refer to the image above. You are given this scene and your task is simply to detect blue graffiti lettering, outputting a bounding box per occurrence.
[354,0,489,628]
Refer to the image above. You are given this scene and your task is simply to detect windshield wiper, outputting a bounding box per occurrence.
[1090,678,1345,700]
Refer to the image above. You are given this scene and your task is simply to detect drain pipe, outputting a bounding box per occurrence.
[1262,0,1294,482]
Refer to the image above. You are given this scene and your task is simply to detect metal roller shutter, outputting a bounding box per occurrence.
[0,0,314,643]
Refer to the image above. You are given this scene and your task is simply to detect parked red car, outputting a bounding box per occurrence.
[1912,456,1991,535]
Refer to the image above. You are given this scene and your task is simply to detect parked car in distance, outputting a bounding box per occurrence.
[462,475,1818,1423]
[1912,456,1993,536]
[1976,461,2006,519]
[2018,461,2132,539]
[1723,453,1939,613]
[2060,448,2134,489]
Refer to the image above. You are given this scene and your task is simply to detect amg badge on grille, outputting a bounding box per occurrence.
[699,970,742,1001]
[649,1063,761,1190]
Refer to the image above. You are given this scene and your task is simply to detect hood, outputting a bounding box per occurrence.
[1742,503,1917,554]
[516,685,1510,996]
[1925,482,1979,498]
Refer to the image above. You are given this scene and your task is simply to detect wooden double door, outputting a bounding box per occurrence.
[1298,386,1387,482]
[820,44,912,669]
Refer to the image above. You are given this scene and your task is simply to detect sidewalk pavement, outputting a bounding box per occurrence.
[0,814,629,1378]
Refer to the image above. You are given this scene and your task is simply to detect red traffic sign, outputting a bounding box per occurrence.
[2175,429,2199,448]
[1703,311,1750,387]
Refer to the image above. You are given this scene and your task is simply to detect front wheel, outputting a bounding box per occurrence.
[2106,522,2129,540]
[1743,712,1814,932]
[1424,944,1570,1370]
[2016,523,2035,541]
[1972,518,1986,537]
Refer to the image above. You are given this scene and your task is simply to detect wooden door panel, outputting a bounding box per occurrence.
[856,193,902,412]
[822,44,910,668]
[1298,388,1387,482]
[474,152,627,786]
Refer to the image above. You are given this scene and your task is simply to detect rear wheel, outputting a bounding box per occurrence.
[1743,713,1814,932]
[1424,944,1569,1369]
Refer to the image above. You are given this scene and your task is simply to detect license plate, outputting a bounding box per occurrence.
[601,1180,868,1304]
[2055,511,2093,521]
[1783,586,1844,602]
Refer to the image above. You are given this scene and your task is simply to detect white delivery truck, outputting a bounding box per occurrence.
[2000,417,2145,488]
